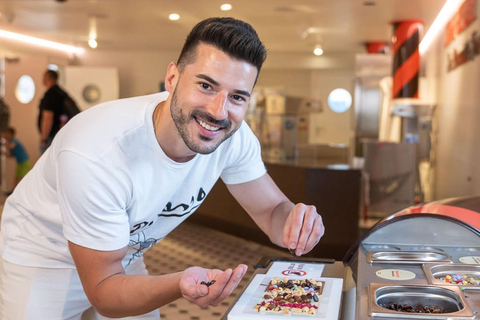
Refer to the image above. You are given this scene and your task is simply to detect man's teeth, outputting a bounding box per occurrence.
[197,119,220,131]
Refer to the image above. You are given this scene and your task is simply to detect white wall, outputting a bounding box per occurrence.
[64,66,119,110]
[310,70,355,147]
[256,69,313,97]
[425,3,480,199]
[77,50,178,99]
[255,68,355,148]
[77,50,355,100]
[2,55,48,190]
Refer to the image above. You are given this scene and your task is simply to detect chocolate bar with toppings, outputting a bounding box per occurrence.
[254,277,324,315]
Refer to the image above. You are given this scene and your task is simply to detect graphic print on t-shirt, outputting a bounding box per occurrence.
[126,187,207,265]
[127,232,163,266]
[159,187,207,217]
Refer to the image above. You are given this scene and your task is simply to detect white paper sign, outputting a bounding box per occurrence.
[265,261,325,279]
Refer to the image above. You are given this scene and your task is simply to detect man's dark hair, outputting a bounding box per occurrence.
[177,17,267,73]
[45,70,58,81]
[8,127,15,136]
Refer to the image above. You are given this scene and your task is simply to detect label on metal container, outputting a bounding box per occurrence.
[375,269,416,280]
[459,256,480,264]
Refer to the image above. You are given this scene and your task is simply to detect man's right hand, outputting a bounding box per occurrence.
[179,264,247,308]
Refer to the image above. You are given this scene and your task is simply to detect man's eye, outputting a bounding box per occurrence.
[200,83,211,90]
[232,95,245,102]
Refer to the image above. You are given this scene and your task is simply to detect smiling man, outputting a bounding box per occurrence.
[160,41,256,159]
[0,17,324,320]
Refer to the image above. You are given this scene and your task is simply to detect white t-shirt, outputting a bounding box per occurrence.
[0,92,266,268]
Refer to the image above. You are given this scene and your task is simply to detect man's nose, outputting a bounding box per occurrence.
[206,92,228,120]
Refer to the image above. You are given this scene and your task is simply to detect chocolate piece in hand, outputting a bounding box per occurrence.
[289,247,297,257]
[200,280,216,287]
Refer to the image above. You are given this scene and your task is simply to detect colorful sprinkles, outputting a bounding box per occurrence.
[436,274,480,286]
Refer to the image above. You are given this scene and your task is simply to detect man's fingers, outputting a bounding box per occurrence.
[303,214,325,253]
[210,264,247,306]
[195,268,233,304]
[190,265,246,308]
[295,206,320,255]
[283,204,306,250]
[284,204,323,256]
[196,283,209,298]
[294,212,312,256]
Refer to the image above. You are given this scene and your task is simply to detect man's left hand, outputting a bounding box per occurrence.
[180,264,248,308]
[282,203,324,256]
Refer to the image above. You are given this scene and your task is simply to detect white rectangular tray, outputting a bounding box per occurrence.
[227,274,343,320]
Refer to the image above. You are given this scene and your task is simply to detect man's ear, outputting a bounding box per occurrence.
[164,62,179,92]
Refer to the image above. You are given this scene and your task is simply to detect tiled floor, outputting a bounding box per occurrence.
[0,197,291,320]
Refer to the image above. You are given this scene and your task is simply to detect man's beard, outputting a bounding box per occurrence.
[170,86,237,155]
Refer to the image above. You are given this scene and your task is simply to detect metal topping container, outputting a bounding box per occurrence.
[342,196,480,320]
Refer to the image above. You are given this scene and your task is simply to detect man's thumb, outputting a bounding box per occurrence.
[196,284,208,297]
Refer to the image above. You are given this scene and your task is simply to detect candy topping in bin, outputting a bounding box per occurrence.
[436,274,480,286]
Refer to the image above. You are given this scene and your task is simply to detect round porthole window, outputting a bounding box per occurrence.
[15,75,36,104]
[82,84,101,103]
[327,88,352,113]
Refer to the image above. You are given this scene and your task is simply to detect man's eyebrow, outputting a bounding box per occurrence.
[196,74,220,86]
[233,89,251,98]
[196,74,251,98]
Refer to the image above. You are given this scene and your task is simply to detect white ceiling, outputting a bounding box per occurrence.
[0,0,446,56]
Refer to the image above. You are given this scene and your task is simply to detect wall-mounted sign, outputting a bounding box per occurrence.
[446,29,480,72]
[445,0,477,46]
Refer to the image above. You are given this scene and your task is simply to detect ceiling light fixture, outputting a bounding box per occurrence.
[419,0,463,55]
[313,45,324,56]
[169,13,180,21]
[220,4,232,11]
[89,16,97,40]
[88,38,98,49]
[88,16,98,49]
[0,29,84,55]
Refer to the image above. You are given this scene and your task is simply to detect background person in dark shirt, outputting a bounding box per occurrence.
[38,70,68,153]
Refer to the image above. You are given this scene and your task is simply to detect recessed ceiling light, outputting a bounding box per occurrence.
[169,13,180,21]
[313,46,323,56]
[221,4,232,11]
[88,38,98,49]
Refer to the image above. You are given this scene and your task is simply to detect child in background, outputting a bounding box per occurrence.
[1,127,30,193]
